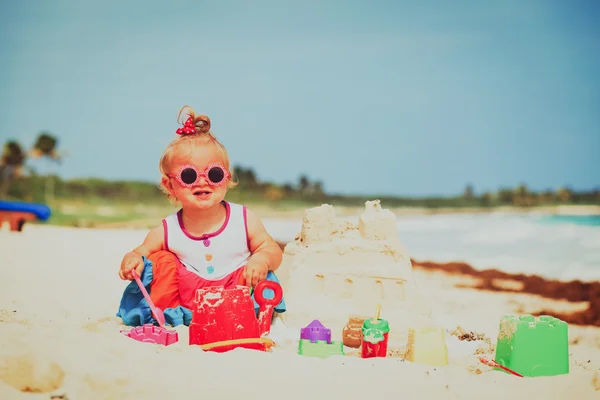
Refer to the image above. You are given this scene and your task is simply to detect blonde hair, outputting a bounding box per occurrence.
[159,105,238,203]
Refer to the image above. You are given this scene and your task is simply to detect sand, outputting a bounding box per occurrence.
[1,220,600,399]
[276,201,434,353]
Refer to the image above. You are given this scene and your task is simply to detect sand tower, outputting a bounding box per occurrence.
[277,200,436,353]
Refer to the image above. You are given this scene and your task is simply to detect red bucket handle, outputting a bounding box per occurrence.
[254,280,283,308]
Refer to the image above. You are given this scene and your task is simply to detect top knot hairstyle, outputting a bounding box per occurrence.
[158,105,238,202]
[176,106,212,136]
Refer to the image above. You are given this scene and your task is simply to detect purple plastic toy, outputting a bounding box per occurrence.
[300,320,331,343]
[122,324,179,346]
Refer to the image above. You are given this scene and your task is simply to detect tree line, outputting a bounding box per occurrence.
[2,135,599,208]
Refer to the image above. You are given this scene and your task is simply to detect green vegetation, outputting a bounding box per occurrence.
[2,135,599,228]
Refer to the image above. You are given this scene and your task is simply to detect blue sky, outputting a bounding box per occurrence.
[1,0,598,197]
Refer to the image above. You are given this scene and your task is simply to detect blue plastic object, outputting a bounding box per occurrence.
[0,200,52,221]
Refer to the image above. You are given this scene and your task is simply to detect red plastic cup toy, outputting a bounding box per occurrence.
[361,318,390,358]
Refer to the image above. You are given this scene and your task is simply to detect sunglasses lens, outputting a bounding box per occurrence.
[180,167,197,185]
[207,166,225,183]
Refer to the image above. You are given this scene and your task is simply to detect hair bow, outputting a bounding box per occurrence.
[176,117,196,135]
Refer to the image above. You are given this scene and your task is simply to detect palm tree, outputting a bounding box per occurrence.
[513,183,535,207]
[233,165,259,189]
[557,186,572,204]
[29,132,62,203]
[463,184,474,199]
[497,188,514,205]
[479,192,492,207]
[298,175,310,192]
[311,181,326,201]
[0,141,27,199]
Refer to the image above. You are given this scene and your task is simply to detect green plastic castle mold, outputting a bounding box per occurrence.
[298,339,345,358]
[494,314,569,377]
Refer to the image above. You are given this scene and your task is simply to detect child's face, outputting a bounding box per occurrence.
[164,143,230,211]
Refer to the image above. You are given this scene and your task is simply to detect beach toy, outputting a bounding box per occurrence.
[300,320,331,343]
[297,319,343,358]
[199,338,276,352]
[342,316,365,348]
[297,339,345,359]
[0,200,51,232]
[189,280,283,353]
[479,356,523,377]
[122,324,179,346]
[131,269,165,327]
[121,269,179,346]
[360,305,390,359]
[493,314,569,377]
[255,281,283,337]
[404,326,449,366]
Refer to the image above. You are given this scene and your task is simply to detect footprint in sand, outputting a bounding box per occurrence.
[0,353,65,393]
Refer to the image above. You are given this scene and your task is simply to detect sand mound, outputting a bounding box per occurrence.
[277,200,438,353]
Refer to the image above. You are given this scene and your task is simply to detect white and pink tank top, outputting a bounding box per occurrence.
[162,201,251,280]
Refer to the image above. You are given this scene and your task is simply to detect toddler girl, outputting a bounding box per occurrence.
[116,106,286,327]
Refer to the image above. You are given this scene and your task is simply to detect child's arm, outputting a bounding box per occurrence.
[118,225,164,280]
[244,208,283,287]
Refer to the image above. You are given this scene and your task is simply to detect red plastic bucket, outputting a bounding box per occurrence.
[189,281,283,352]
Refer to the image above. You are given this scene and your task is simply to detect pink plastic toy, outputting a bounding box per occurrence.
[122,324,179,346]
[131,269,165,327]
[121,269,178,346]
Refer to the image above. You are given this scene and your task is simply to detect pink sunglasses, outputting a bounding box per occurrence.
[167,163,231,187]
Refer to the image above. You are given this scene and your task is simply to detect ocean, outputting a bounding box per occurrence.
[263,213,600,282]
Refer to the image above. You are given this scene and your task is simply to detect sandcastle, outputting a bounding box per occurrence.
[277,200,440,355]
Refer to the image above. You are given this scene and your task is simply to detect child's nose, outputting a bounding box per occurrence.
[198,175,209,185]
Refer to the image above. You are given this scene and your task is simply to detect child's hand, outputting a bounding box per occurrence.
[119,251,144,280]
[244,260,269,288]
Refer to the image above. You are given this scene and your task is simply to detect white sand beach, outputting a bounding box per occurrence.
[1,211,599,399]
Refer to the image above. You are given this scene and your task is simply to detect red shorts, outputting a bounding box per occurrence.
[147,250,246,311]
